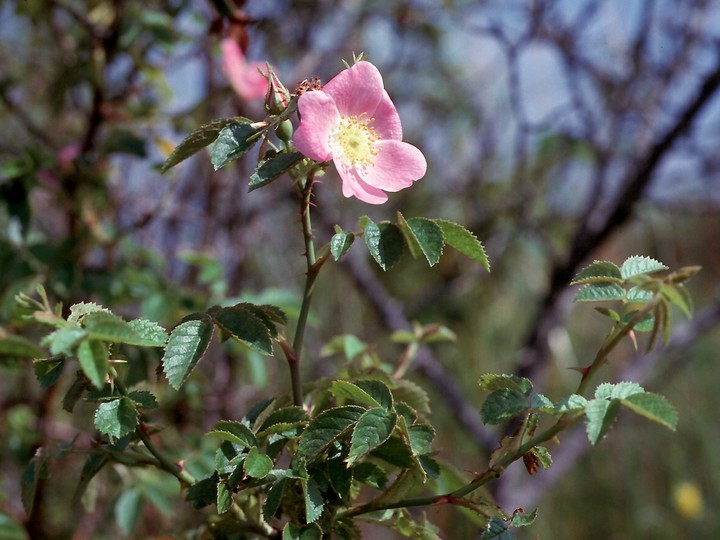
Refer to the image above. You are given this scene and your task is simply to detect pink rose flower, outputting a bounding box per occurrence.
[220,38,269,101]
[293,61,427,204]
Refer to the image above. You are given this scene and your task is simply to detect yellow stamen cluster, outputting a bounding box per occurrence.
[330,113,380,168]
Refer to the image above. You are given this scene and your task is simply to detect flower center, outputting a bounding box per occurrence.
[330,113,379,168]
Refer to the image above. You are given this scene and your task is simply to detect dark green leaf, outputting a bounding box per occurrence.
[283,522,322,540]
[370,435,415,469]
[207,420,257,448]
[331,231,355,261]
[435,219,490,271]
[211,121,264,170]
[249,151,304,191]
[257,406,309,436]
[480,517,514,540]
[22,449,49,516]
[210,305,273,355]
[73,453,109,504]
[162,315,214,390]
[161,117,246,173]
[186,473,219,509]
[33,357,65,388]
[127,390,158,409]
[354,379,394,410]
[571,261,622,285]
[77,339,109,389]
[479,374,533,396]
[348,408,397,465]
[297,406,365,460]
[480,389,528,424]
[406,217,444,266]
[391,379,430,415]
[352,462,387,489]
[94,397,138,440]
[364,220,405,270]
[263,478,287,520]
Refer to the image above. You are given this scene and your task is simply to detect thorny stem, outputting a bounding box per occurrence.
[114,377,195,486]
[341,292,664,518]
[288,171,324,406]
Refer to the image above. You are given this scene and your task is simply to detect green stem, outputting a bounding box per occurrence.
[288,173,321,406]
[115,377,195,485]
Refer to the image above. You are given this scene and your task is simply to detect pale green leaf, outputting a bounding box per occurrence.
[162,315,214,389]
[435,219,490,271]
[584,398,620,445]
[245,447,274,478]
[595,382,644,400]
[621,392,677,430]
[574,283,625,302]
[115,488,142,535]
[620,256,668,279]
[77,339,108,389]
[94,397,138,440]
[661,284,693,318]
[571,261,622,285]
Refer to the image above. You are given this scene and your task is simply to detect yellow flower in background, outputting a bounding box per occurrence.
[672,481,703,520]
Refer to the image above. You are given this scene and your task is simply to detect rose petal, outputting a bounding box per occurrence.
[369,90,402,141]
[357,140,427,192]
[322,61,384,118]
[336,162,389,204]
[221,38,269,100]
[293,91,340,162]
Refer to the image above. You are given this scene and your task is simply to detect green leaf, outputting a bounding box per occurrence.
[331,231,355,261]
[574,283,625,302]
[73,453,109,505]
[479,374,533,396]
[127,390,158,409]
[303,478,324,523]
[283,522,322,540]
[67,302,112,325]
[480,517,514,540]
[210,305,273,355]
[207,420,257,448]
[94,397,138,440]
[249,151,304,191]
[216,480,232,514]
[210,121,264,170]
[570,261,622,285]
[263,478,287,520]
[115,488,142,535]
[320,334,367,360]
[126,319,169,346]
[0,333,45,359]
[352,462,387,489]
[621,392,677,430]
[531,447,552,470]
[595,382,644,400]
[661,284,693,318]
[347,408,397,465]
[626,286,653,303]
[258,406,309,436]
[364,219,405,270]
[555,394,587,413]
[245,447,274,478]
[354,379,394,410]
[186,473,219,509]
[510,507,538,527]
[161,117,246,173]
[480,389,528,424]
[330,380,382,409]
[63,372,88,413]
[77,339,109,389]
[396,212,423,259]
[584,398,620,445]
[297,406,366,460]
[406,217,444,266]
[620,256,668,279]
[43,327,86,356]
[435,219,490,271]
[407,424,435,455]
[392,379,431,415]
[33,357,65,388]
[83,312,166,347]
[162,315,214,390]
[370,435,416,469]
[22,450,49,516]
